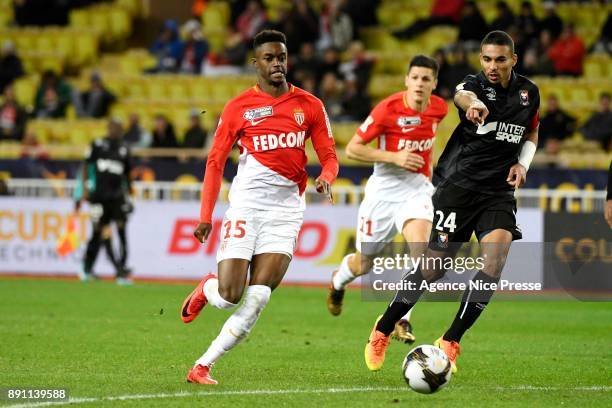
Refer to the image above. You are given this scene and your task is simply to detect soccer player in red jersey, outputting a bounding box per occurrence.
[326,55,448,348]
[181,30,339,385]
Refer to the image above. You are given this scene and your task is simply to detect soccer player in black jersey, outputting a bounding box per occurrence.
[76,118,134,284]
[364,31,540,373]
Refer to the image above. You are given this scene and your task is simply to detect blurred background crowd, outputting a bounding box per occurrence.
[0,0,610,186]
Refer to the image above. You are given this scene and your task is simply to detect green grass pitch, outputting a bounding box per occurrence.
[0,278,611,407]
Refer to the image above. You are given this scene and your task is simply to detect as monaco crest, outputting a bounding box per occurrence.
[294,108,305,126]
[520,90,529,106]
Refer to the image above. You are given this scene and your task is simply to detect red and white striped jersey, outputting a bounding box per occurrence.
[357,92,448,201]
[199,84,338,222]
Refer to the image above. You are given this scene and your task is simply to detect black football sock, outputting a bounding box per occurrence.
[443,270,499,343]
[376,268,427,336]
[102,238,123,277]
[83,229,102,273]
[117,225,128,267]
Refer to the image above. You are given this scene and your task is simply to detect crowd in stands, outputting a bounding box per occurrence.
[0,0,610,156]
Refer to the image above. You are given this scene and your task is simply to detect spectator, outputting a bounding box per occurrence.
[489,1,515,32]
[539,94,576,155]
[149,19,182,73]
[182,109,208,148]
[344,0,380,31]
[318,47,341,82]
[151,114,179,148]
[281,0,320,53]
[548,23,586,76]
[516,1,539,45]
[179,19,209,74]
[340,78,371,121]
[338,41,375,94]
[0,40,24,93]
[74,72,116,118]
[299,73,318,95]
[446,46,476,92]
[317,0,353,52]
[0,84,27,141]
[432,48,453,99]
[319,72,345,121]
[522,29,555,76]
[457,1,488,51]
[235,0,267,43]
[591,12,612,54]
[540,2,563,41]
[34,70,72,118]
[123,113,152,148]
[202,29,247,76]
[581,92,612,152]
[290,42,321,87]
[20,130,49,161]
[393,0,464,39]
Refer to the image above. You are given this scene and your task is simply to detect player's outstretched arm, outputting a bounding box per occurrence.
[455,90,489,125]
[507,128,538,188]
[346,134,425,172]
[310,101,339,203]
[313,140,338,204]
[196,115,236,243]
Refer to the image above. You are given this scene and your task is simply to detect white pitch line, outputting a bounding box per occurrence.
[4,385,611,408]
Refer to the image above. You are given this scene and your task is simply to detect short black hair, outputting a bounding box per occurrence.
[481,30,515,54]
[601,92,611,100]
[408,54,439,78]
[253,30,286,51]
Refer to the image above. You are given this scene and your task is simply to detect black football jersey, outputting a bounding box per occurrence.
[85,138,131,201]
[435,71,540,193]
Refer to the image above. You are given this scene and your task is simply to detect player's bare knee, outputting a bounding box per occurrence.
[482,256,506,279]
[350,253,372,277]
[218,286,243,305]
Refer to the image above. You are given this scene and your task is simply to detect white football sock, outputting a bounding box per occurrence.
[203,277,237,310]
[195,285,271,367]
[332,254,356,290]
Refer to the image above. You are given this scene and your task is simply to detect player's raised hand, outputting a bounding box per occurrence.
[506,163,527,188]
[315,177,333,204]
[392,148,425,171]
[193,222,213,243]
[466,100,489,125]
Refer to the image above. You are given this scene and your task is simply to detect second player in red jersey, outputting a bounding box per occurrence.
[181,30,338,385]
[326,55,448,352]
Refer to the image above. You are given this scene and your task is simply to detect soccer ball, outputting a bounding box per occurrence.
[402,345,452,394]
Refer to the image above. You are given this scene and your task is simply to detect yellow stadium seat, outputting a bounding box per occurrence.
[14,77,36,107]
[568,87,591,104]
[202,2,229,33]
[35,35,54,53]
[110,8,131,39]
[168,82,188,101]
[55,34,74,61]
[90,10,111,37]
[117,0,142,17]
[75,34,98,65]
[68,126,90,145]
[146,81,167,101]
[69,10,89,29]
[39,54,65,74]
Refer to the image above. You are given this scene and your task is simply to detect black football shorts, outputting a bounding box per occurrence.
[428,180,522,251]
